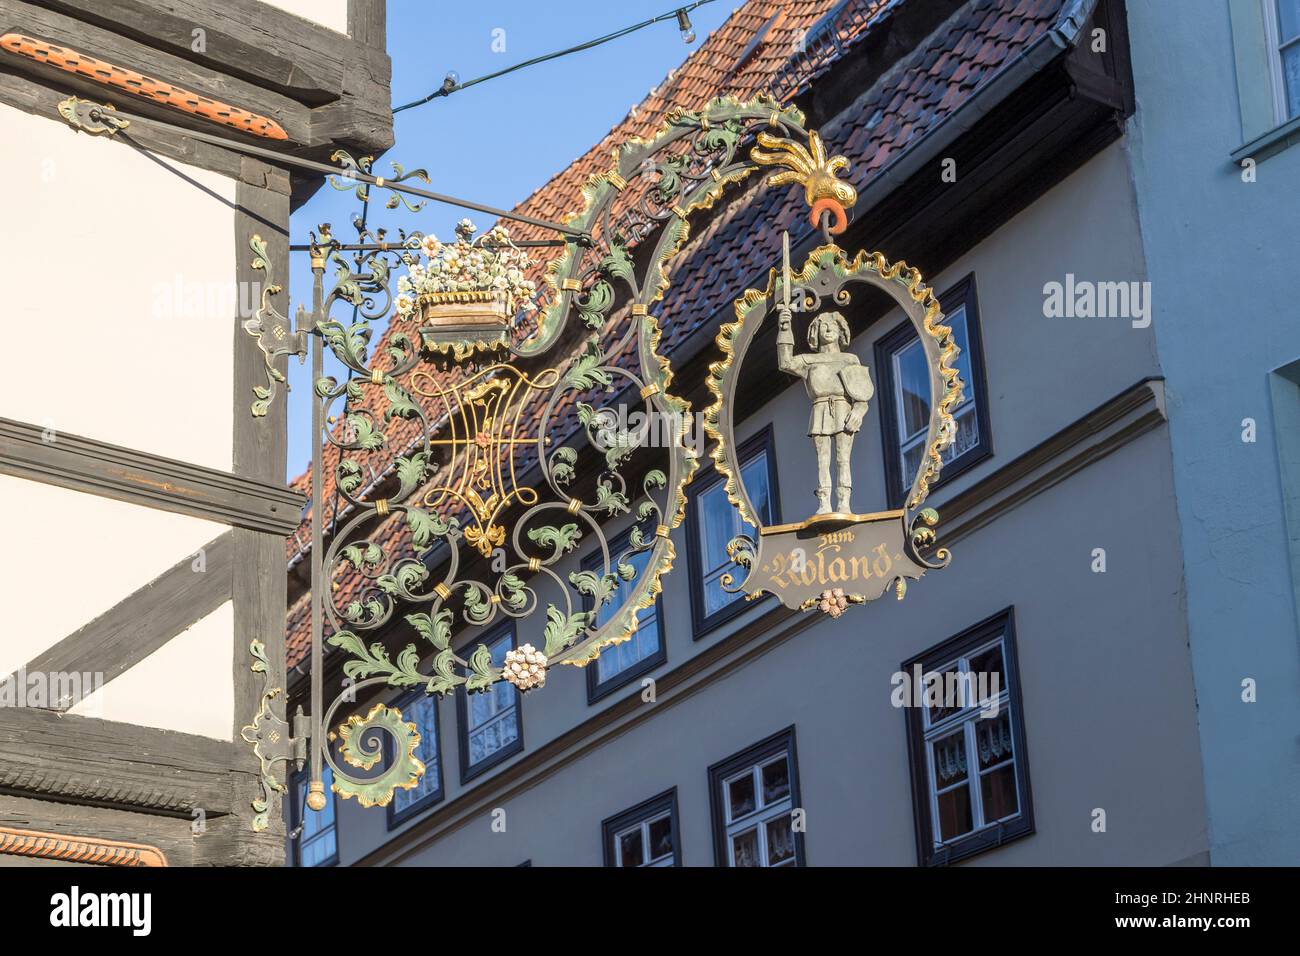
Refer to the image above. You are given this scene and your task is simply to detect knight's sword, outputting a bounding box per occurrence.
[781,230,792,312]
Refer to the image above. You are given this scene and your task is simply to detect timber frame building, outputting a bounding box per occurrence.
[0,0,391,866]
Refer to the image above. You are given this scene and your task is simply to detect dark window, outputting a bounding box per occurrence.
[707,726,804,867]
[456,622,523,783]
[387,691,445,828]
[902,607,1034,866]
[875,275,991,508]
[601,788,682,867]
[686,426,780,637]
[291,765,338,867]
[582,524,668,703]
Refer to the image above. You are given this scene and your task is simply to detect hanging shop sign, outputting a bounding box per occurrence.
[703,233,961,616]
[92,93,958,822]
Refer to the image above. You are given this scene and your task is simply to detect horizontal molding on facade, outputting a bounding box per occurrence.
[17,532,234,705]
[0,417,305,535]
[0,706,240,815]
[355,376,1170,867]
[933,377,1167,546]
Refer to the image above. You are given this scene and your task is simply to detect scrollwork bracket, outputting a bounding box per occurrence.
[238,640,307,832]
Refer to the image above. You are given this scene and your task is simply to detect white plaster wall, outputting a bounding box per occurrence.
[259,0,349,33]
[0,476,225,674]
[71,600,235,740]
[1,101,236,472]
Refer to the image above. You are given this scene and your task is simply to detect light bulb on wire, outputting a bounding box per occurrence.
[676,9,696,44]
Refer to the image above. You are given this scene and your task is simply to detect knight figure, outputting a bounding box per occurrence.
[776,305,874,515]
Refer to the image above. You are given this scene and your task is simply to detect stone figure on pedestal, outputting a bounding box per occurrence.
[776,305,874,515]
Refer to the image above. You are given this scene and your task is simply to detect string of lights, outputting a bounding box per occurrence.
[391,1,714,114]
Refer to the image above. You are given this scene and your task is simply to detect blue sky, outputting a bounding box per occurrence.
[284,0,737,478]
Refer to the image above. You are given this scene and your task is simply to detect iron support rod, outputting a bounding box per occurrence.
[287,239,570,252]
[92,104,591,242]
[308,264,325,804]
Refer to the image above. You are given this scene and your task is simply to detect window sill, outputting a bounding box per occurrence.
[924,815,1033,866]
[587,647,668,705]
[459,737,524,787]
[1231,114,1300,165]
[692,592,779,642]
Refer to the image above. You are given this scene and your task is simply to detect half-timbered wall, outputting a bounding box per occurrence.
[0,0,391,866]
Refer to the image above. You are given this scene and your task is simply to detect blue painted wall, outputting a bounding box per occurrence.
[1125,0,1300,863]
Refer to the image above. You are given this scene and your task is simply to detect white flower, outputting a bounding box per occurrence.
[419,234,440,258]
[395,293,415,315]
[502,643,546,691]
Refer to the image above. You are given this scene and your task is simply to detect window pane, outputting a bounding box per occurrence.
[1280,0,1300,43]
[739,452,772,524]
[701,570,735,617]
[469,691,492,728]
[696,449,770,619]
[595,546,651,627]
[466,633,520,767]
[967,645,1005,709]
[761,757,790,804]
[932,730,968,785]
[728,772,757,820]
[975,711,1014,771]
[766,815,795,865]
[699,482,740,569]
[393,697,439,812]
[980,763,1019,823]
[936,782,974,842]
[731,826,760,867]
[893,338,930,440]
[892,306,979,497]
[593,541,663,683]
[924,661,963,724]
[1284,44,1300,120]
[617,827,644,867]
[496,709,519,750]
[647,815,674,862]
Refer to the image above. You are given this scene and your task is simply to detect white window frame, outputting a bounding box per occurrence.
[612,809,676,867]
[921,637,1020,850]
[721,754,796,867]
[1264,0,1300,123]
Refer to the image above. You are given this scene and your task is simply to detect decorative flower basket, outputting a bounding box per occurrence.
[395,219,537,356]
[417,289,510,331]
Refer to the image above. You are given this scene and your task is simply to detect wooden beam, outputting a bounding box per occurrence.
[17,532,234,704]
[226,170,291,861]
[0,417,305,535]
[0,0,312,143]
[0,707,239,815]
[0,792,194,865]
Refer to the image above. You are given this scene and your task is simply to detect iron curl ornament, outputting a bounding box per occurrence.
[242,94,917,818]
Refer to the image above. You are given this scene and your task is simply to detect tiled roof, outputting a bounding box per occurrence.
[285,0,1069,670]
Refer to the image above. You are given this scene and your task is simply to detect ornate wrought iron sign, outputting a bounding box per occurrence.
[229,94,959,821]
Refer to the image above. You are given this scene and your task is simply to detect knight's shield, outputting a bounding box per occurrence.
[839,363,875,403]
